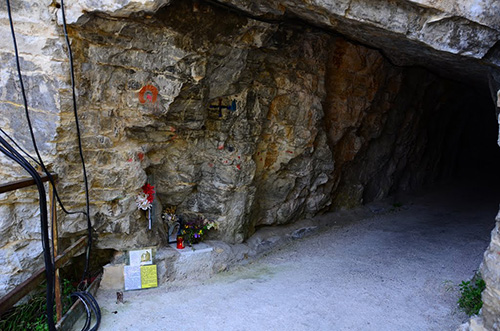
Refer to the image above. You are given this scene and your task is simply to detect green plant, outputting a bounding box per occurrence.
[0,278,76,330]
[61,278,76,310]
[458,274,486,316]
[31,314,49,331]
[0,289,47,331]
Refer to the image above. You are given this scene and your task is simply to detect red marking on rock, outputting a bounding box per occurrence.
[236,164,241,170]
[238,155,241,159]
[286,150,294,154]
[138,84,158,104]
[138,152,144,161]
[260,158,263,161]
[208,163,214,167]
[224,160,228,164]
[218,144,224,150]
[127,158,133,162]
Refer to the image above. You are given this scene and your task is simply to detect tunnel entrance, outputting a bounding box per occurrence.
[404,84,500,210]
[452,89,500,182]
[2,0,500,328]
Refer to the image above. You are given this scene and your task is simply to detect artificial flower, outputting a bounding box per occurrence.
[136,192,151,210]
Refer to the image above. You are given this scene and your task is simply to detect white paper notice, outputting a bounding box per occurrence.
[124,265,141,291]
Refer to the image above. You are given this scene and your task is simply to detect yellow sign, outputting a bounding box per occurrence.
[140,265,158,289]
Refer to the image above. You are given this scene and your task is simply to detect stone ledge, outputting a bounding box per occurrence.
[100,204,375,290]
[169,242,214,255]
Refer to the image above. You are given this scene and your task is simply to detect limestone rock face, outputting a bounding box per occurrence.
[58,0,172,24]
[65,3,337,245]
[0,6,499,330]
[211,0,500,83]
[63,0,500,83]
[480,216,500,330]
[0,0,67,297]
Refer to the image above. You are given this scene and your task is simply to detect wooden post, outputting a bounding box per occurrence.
[50,182,63,322]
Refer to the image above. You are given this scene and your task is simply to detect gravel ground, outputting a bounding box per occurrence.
[87,179,499,331]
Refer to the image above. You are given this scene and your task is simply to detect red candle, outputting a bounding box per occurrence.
[176,235,184,249]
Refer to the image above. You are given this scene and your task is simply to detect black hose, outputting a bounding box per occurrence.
[59,0,93,283]
[70,291,101,331]
[71,293,91,331]
[4,0,86,221]
[57,3,101,331]
[0,138,56,331]
[0,128,40,165]
[5,0,100,329]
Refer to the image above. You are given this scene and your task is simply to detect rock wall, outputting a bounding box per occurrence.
[0,0,68,295]
[207,0,500,84]
[0,6,499,331]
[323,38,477,208]
[58,0,476,250]
[480,213,500,330]
[61,0,500,84]
[66,2,334,246]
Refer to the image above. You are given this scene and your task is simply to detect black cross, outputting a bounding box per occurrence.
[209,99,237,117]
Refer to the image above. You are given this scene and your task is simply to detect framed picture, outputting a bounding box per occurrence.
[167,221,180,244]
[129,248,153,266]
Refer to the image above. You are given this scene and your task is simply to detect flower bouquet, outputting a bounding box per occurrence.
[181,216,219,246]
[136,183,155,229]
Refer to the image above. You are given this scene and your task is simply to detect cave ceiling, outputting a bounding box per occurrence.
[62,0,500,86]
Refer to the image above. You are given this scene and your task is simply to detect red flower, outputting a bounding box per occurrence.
[142,183,155,203]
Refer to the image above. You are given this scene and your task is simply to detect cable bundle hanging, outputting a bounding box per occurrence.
[4,1,55,330]
[3,0,100,329]
[0,139,55,330]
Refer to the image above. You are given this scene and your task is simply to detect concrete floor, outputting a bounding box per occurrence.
[86,179,499,330]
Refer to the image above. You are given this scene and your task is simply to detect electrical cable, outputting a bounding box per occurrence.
[58,1,101,329]
[71,291,101,331]
[5,0,85,221]
[70,292,91,331]
[4,2,55,330]
[0,137,56,331]
[59,0,93,285]
[0,127,40,166]
[80,290,101,328]
[5,0,100,329]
